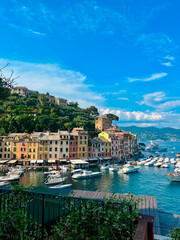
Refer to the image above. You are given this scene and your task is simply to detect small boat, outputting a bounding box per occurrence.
[176,153,180,158]
[49,184,72,189]
[154,162,162,167]
[72,170,102,179]
[71,169,83,175]
[167,173,180,182]
[44,171,60,176]
[109,165,121,171]
[118,164,140,174]
[0,174,20,182]
[44,177,66,185]
[161,163,170,168]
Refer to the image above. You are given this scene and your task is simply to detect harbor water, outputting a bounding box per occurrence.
[1,141,180,215]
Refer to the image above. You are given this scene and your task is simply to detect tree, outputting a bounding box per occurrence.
[106,113,119,121]
[86,106,99,117]
[0,64,18,100]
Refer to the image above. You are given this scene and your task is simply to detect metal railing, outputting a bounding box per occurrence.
[0,189,135,240]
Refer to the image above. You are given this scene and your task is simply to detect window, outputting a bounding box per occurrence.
[22,143,25,146]
[0,154,2,158]
[40,154,42,159]
[79,153,81,157]
[66,141,68,145]
[40,147,42,151]
[50,141,52,144]
[33,155,35,159]
[33,143,36,147]
[55,147,57,152]
[4,147,7,151]
[80,141,82,144]
[73,147,75,152]
[55,141,58,144]
[50,148,52,152]
[66,148,68,152]
[73,154,75,158]
[45,154,47,159]
[61,141,63,145]
[83,147,85,151]
[80,136,82,139]
[60,148,63,152]
[70,142,72,145]
[0,148,2,152]
[21,154,24,158]
[0,143,1,146]
[63,154,66,158]
[33,149,35,153]
[84,141,86,144]
[79,147,81,151]
[29,149,31,152]
[82,153,85,157]
[8,154,10,158]
[13,154,16,159]
[49,154,52,158]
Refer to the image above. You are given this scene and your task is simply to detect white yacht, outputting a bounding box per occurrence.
[154,162,162,167]
[0,174,20,182]
[72,170,102,179]
[118,164,140,174]
[144,160,155,166]
[44,176,66,185]
[161,163,170,168]
[100,164,109,170]
[44,170,60,176]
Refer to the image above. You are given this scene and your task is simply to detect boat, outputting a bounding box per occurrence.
[49,184,72,189]
[146,141,167,152]
[71,169,83,175]
[109,165,121,171]
[44,177,66,185]
[167,173,180,182]
[154,162,162,167]
[144,160,155,166]
[161,163,170,168]
[164,158,170,163]
[44,171,60,176]
[176,153,180,158]
[72,170,102,179]
[118,164,140,174]
[0,174,20,182]
[61,166,70,171]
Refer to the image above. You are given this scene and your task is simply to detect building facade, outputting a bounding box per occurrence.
[95,115,112,131]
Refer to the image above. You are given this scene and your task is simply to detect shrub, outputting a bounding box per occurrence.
[169,227,180,240]
[52,193,140,240]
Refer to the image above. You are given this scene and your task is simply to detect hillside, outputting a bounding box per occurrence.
[120,126,180,141]
[0,92,99,137]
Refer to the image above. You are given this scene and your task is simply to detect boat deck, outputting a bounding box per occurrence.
[69,190,161,235]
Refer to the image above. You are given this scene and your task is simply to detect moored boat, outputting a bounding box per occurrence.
[49,184,72,189]
[118,164,140,174]
[44,176,66,185]
[72,170,102,179]
[167,173,180,182]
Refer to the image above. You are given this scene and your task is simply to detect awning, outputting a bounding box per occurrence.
[0,160,8,164]
[59,159,67,162]
[103,157,111,160]
[98,158,103,160]
[8,160,17,164]
[48,160,56,163]
[88,158,98,161]
[37,160,44,164]
[30,160,36,164]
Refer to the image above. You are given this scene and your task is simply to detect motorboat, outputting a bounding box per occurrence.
[44,170,60,176]
[176,153,180,158]
[161,163,170,168]
[170,158,176,164]
[144,160,155,166]
[154,162,162,167]
[71,169,83,175]
[146,141,167,152]
[167,173,180,182]
[164,158,170,163]
[137,161,146,166]
[44,177,66,185]
[118,164,140,174]
[72,170,102,179]
[49,184,72,189]
[0,174,20,182]
[109,165,121,171]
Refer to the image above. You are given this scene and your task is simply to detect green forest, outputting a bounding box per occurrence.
[0,91,100,137]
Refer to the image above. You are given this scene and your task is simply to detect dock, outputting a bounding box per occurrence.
[69,190,161,235]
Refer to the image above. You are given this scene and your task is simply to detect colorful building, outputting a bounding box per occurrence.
[11,86,33,97]
[55,98,68,107]
[95,115,112,131]
[72,128,88,158]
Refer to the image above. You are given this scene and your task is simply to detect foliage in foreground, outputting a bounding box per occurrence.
[168,227,180,240]
[52,193,140,240]
[0,185,42,240]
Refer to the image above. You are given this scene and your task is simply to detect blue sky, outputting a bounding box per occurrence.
[0,0,180,128]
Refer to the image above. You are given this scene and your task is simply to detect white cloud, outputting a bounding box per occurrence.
[100,108,163,121]
[103,90,127,95]
[117,97,129,101]
[139,91,180,111]
[161,62,173,67]
[28,29,46,36]
[128,73,167,83]
[164,55,175,61]
[0,59,105,108]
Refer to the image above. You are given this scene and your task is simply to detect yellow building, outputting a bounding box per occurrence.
[0,136,11,160]
[72,128,88,158]
[95,115,112,131]
[11,86,32,97]
[28,140,39,160]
